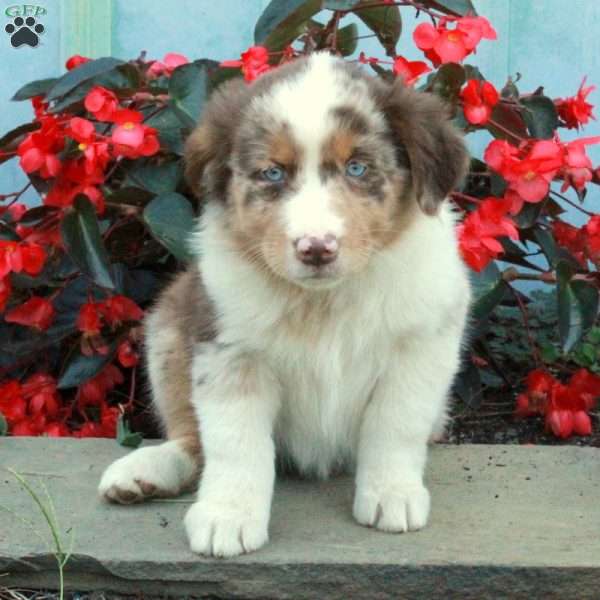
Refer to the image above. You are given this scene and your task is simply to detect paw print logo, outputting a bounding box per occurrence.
[5,16,45,48]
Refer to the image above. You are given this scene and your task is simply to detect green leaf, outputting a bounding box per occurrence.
[254,0,321,51]
[540,343,560,364]
[144,107,185,155]
[169,63,210,129]
[336,22,359,56]
[143,192,196,261]
[557,261,599,353]
[0,413,7,436]
[425,0,477,16]
[427,63,466,102]
[471,262,507,320]
[117,415,143,448]
[454,361,483,408]
[12,77,58,101]
[324,0,360,8]
[125,160,183,195]
[354,1,402,56]
[61,195,115,290]
[487,102,528,146]
[46,57,124,102]
[0,122,39,150]
[58,345,115,389]
[521,95,559,140]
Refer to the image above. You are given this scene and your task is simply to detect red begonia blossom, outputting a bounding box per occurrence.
[110,109,160,159]
[117,340,139,368]
[65,54,91,71]
[0,241,46,279]
[413,16,496,66]
[583,214,600,266]
[17,116,64,178]
[0,276,11,312]
[77,301,104,335]
[456,196,519,271]
[221,46,271,82]
[392,56,431,86]
[68,117,111,176]
[552,220,587,266]
[5,296,55,331]
[559,136,600,193]
[101,295,144,326]
[147,52,189,78]
[84,86,119,122]
[460,79,499,124]
[555,77,596,130]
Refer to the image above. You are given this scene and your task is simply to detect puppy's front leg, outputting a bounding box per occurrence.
[353,333,460,533]
[185,344,280,558]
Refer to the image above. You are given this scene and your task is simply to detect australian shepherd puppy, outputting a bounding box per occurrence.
[99,52,471,558]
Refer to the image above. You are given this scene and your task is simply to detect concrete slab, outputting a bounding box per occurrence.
[0,439,599,598]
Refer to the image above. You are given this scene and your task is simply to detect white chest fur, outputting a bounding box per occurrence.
[194,203,470,478]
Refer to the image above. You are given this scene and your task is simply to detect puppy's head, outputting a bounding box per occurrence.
[186,53,468,288]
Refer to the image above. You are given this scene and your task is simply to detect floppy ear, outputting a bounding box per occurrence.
[184,78,249,201]
[377,78,470,215]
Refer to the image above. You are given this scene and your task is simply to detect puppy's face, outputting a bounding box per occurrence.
[186,54,468,288]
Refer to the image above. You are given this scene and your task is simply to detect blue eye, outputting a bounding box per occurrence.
[346,160,367,178]
[262,166,286,182]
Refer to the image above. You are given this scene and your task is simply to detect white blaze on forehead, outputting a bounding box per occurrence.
[253,53,376,241]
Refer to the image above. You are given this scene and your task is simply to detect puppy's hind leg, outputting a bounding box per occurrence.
[99,297,202,504]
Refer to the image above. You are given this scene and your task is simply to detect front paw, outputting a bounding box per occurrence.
[184,498,269,558]
[353,482,430,533]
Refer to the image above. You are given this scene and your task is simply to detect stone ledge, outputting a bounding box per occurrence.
[1,439,599,598]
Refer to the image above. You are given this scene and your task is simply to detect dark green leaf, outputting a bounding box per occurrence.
[0,223,20,241]
[425,0,477,16]
[169,63,210,129]
[514,201,543,229]
[324,0,360,8]
[557,261,599,353]
[48,80,94,114]
[0,122,39,149]
[143,192,196,261]
[144,107,185,155]
[254,0,321,51]
[0,413,7,436]
[427,63,466,102]
[12,78,58,101]
[336,22,359,56]
[471,262,507,320]
[521,95,559,140]
[486,102,528,146]
[501,76,519,101]
[534,228,558,267]
[125,160,183,195]
[354,1,402,56]
[58,345,116,389]
[47,57,124,102]
[61,195,115,290]
[18,205,59,226]
[117,415,143,448]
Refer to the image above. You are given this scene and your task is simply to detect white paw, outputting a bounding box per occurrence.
[98,441,197,504]
[353,482,430,533]
[185,498,269,558]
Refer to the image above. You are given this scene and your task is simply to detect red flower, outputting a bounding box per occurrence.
[555,77,595,130]
[44,421,71,437]
[546,408,574,439]
[0,241,46,279]
[65,54,91,71]
[358,52,380,65]
[101,295,144,326]
[568,368,600,410]
[84,86,119,122]
[413,16,497,66]
[0,380,26,425]
[0,276,11,312]
[583,214,600,266]
[392,56,431,86]
[147,52,189,78]
[17,116,64,178]
[559,136,600,193]
[77,301,103,335]
[221,46,271,82]
[460,79,499,125]
[117,340,139,368]
[457,196,519,271]
[552,220,587,266]
[5,296,55,331]
[110,109,160,159]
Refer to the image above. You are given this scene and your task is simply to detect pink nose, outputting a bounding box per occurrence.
[294,234,339,267]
